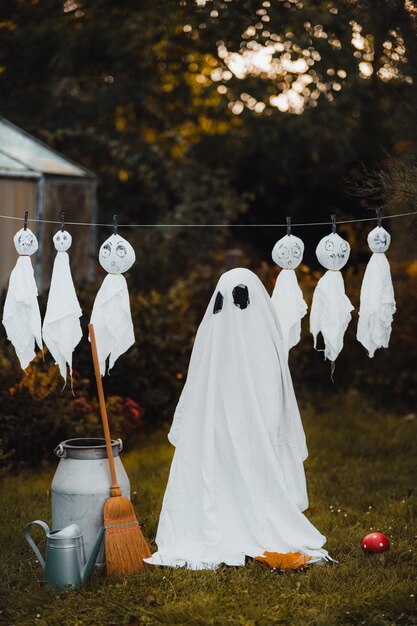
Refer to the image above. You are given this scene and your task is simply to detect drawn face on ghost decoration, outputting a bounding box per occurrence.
[53,230,72,252]
[99,234,135,274]
[367,226,391,253]
[272,234,304,269]
[316,232,350,271]
[13,228,38,256]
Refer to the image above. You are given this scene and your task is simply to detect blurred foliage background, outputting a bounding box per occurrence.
[0,0,416,468]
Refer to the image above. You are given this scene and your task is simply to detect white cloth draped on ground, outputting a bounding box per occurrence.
[271,269,307,355]
[310,270,354,365]
[357,252,396,357]
[145,268,331,570]
[42,251,82,382]
[2,255,42,370]
[90,273,134,376]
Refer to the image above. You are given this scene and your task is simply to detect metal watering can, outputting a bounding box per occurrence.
[24,520,104,589]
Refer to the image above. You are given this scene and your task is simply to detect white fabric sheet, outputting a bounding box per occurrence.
[42,251,82,381]
[357,253,396,358]
[2,256,42,370]
[271,269,307,355]
[89,274,134,376]
[145,268,330,570]
[310,270,354,364]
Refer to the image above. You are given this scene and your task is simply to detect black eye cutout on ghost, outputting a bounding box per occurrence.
[213,291,224,314]
[212,284,250,314]
[233,284,250,310]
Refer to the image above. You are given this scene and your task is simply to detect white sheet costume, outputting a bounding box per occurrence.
[42,230,82,383]
[90,233,135,376]
[310,232,353,366]
[2,227,42,370]
[357,226,396,357]
[145,268,330,570]
[271,234,307,355]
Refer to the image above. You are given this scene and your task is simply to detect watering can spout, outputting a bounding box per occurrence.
[82,527,105,583]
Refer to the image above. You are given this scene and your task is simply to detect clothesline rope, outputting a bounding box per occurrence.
[0,210,416,228]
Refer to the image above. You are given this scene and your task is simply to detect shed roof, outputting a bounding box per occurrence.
[0,117,95,178]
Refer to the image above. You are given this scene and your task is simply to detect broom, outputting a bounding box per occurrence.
[89,323,152,576]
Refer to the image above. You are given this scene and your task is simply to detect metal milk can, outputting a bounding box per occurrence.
[51,437,130,567]
[24,521,104,589]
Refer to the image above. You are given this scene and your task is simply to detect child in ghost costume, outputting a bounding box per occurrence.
[2,227,42,370]
[357,226,396,357]
[42,229,82,385]
[271,234,307,355]
[310,231,354,368]
[145,268,331,570]
[90,233,136,376]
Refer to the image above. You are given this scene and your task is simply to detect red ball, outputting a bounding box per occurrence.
[361,532,390,554]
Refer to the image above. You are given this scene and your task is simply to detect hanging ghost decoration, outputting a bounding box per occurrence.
[2,225,42,370]
[367,225,391,254]
[357,225,396,357]
[310,222,354,369]
[145,268,331,570]
[271,227,307,355]
[90,229,136,375]
[42,227,82,384]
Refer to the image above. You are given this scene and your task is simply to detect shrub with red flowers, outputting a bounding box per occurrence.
[72,394,144,440]
[0,342,145,468]
[121,397,144,430]
[96,395,144,439]
[73,397,94,415]
[0,348,101,468]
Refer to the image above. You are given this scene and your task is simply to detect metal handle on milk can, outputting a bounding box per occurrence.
[24,520,50,569]
[117,438,123,452]
[54,444,66,458]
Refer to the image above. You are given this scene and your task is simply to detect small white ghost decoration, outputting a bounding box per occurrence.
[2,227,42,370]
[13,227,39,256]
[42,229,82,384]
[272,234,304,269]
[310,229,353,369]
[90,233,136,375]
[315,232,350,271]
[99,234,135,274]
[367,225,391,253]
[53,229,72,252]
[357,226,395,357]
[271,234,307,355]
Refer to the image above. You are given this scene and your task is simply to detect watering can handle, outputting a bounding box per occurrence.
[24,520,49,569]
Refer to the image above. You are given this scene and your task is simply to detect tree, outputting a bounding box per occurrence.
[0,0,416,281]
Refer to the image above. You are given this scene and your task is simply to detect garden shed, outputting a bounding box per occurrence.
[0,117,97,291]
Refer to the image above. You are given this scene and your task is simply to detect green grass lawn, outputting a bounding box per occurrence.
[1,390,416,626]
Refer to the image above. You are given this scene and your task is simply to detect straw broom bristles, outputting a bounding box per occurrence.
[89,323,154,576]
[104,490,153,576]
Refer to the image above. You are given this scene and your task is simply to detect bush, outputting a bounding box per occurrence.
[0,344,145,469]
[0,349,93,468]
[0,261,220,469]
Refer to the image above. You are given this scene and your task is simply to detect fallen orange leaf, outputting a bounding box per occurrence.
[255,551,312,570]
[306,507,323,515]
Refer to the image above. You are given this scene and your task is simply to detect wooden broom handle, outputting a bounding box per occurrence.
[89,323,121,497]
